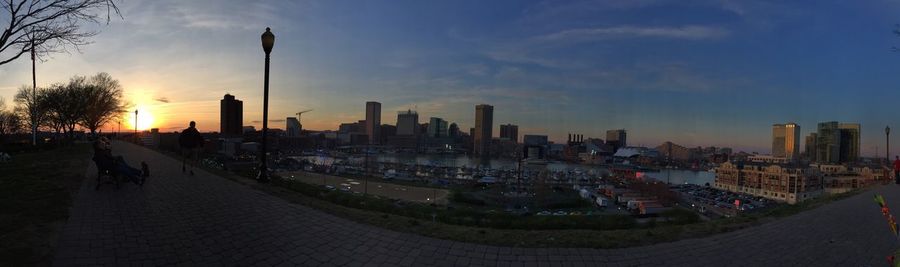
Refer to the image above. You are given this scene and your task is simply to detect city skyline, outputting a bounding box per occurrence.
[2,0,900,154]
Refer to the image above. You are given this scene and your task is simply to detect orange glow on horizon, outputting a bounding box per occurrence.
[127,106,156,131]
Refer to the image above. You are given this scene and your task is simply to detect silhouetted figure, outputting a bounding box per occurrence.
[893,156,900,185]
[179,121,204,176]
[93,136,147,186]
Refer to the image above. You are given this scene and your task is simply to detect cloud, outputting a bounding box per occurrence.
[536,25,729,42]
[155,97,170,103]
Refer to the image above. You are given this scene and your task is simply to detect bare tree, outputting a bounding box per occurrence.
[13,85,47,137]
[0,98,23,143]
[42,82,85,141]
[0,0,121,66]
[40,84,66,138]
[79,72,125,136]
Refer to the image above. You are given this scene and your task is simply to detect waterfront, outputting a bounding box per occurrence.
[293,153,716,186]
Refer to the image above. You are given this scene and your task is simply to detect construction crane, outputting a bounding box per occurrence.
[295,109,313,123]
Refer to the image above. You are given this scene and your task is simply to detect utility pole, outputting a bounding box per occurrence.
[31,36,37,146]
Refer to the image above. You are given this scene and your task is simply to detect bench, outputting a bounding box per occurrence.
[93,155,121,190]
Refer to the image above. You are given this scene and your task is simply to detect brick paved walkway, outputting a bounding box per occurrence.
[54,141,900,266]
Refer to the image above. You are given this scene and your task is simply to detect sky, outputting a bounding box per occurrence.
[2,0,900,154]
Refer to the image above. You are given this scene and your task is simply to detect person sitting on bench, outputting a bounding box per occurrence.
[94,137,148,185]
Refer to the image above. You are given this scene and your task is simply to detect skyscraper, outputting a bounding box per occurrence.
[499,124,519,143]
[838,123,860,163]
[286,117,300,137]
[772,123,800,161]
[396,109,418,136]
[804,133,817,160]
[365,101,381,144]
[816,121,841,164]
[606,129,627,151]
[427,117,449,138]
[220,94,243,136]
[448,123,460,137]
[474,104,493,156]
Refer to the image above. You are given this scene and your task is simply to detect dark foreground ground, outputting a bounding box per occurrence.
[51,141,899,266]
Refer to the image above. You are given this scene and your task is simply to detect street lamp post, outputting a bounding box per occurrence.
[257,27,275,183]
[887,126,891,165]
[134,109,138,142]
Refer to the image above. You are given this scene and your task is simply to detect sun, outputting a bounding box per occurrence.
[128,107,155,131]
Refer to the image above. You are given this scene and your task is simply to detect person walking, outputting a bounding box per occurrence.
[893,156,900,185]
[179,121,204,176]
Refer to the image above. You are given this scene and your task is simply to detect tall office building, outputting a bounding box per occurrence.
[499,124,519,143]
[805,133,817,160]
[427,117,449,138]
[474,104,494,156]
[838,123,861,163]
[396,109,418,136]
[606,129,627,151]
[286,117,301,137]
[220,94,243,136]
[448,123,460,137]
[772,123,800,161]
[816,121,841,164]
[365,101,381,144]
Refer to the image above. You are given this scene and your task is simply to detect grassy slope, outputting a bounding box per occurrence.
[0,144,91,266]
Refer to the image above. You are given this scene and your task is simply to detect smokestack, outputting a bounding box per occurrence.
[568,133,572,143]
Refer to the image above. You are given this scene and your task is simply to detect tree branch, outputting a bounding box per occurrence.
[0,0,121,66]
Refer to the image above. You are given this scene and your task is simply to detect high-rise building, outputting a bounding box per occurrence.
[499,124,519,143]
[448,123,460,138]
[772,123,800,161]
[380,124,396,143]
[838,123,860,163]
[220,94,243,136]
[286,117,301,137]
[606,129,627,151]
[816,121,841,164]
[805,133,817,160]
[814,121,861,164]
[427,117,449,138]
[365,101,381,144]
[474,104,493,156]
[396,110,418,136]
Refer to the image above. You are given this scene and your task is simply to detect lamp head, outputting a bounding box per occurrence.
[261,27,275,55]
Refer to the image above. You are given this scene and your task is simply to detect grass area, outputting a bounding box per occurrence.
[0,144,91,266]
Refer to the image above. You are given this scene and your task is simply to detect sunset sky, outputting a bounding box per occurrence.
[2,0,900,154]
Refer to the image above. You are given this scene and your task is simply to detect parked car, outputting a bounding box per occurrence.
[553,211,568,216]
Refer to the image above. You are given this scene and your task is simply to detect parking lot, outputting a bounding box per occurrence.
[673,184,773,218]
